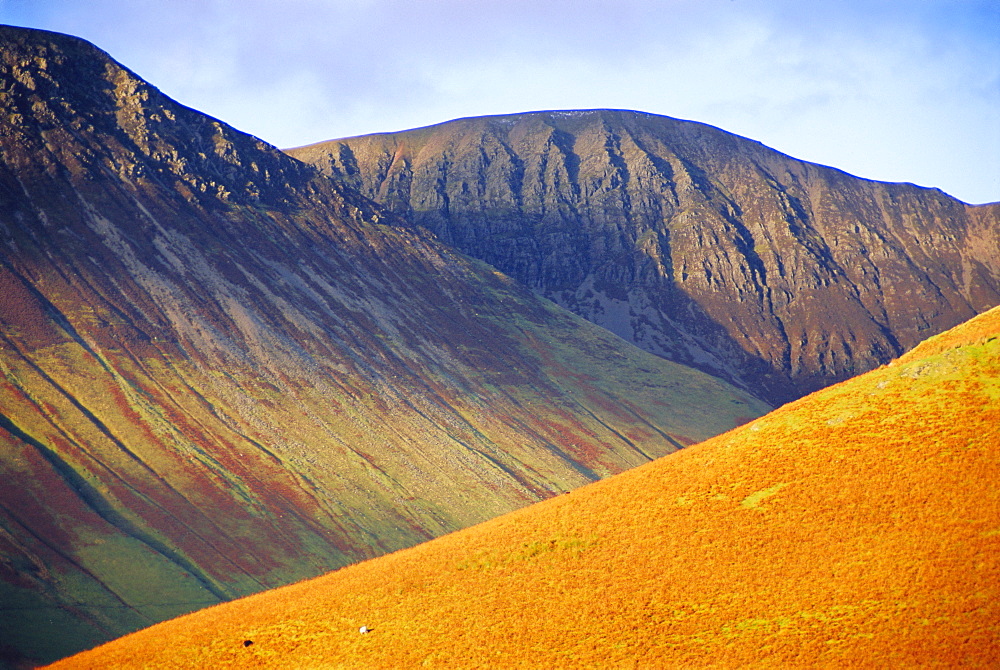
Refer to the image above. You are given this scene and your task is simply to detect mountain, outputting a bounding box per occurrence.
[0,27,769,666]
[289,111,1000,405]
[54,305,1000,669]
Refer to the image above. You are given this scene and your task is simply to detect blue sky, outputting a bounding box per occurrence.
[2,0,997,203]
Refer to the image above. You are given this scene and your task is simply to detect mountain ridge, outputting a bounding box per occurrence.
[298,108,995,204]
[289,109,1000,404]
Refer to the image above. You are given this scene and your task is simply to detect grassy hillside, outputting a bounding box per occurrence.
[53,307,1000,668]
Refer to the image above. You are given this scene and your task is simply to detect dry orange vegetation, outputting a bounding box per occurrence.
[53,308,1000,668]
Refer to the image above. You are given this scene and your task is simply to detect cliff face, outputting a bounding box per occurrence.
[290,110,1000,404]
[0,29,768,665]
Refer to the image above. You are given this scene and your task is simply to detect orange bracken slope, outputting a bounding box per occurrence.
[53,307,1000,668]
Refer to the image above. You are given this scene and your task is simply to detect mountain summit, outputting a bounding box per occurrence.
[0,28,767,665]
[290,110,1000,404]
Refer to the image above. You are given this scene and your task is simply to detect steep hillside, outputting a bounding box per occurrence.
[0,27,769,666]
[57,306,1000,668]
[289,111,1000,405]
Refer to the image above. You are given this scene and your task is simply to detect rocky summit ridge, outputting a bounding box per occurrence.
[0,27,767,666]
[290,110,1000,404]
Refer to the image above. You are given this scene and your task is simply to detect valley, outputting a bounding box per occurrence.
[0,26,766,666]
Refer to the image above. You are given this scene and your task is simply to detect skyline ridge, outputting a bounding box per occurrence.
[293,106,991,205]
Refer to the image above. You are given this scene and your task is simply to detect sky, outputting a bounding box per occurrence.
[2,0,998,204]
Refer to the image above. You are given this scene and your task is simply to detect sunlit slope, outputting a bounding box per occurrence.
[54,306,1000,668]
[0,26,769,665]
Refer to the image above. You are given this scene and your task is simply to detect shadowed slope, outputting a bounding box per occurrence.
[57,306,1000,668]
[290,111,1000,405]
[0,27,769,666]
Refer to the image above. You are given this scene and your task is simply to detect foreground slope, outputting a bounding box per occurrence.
[290,111,1000,404]
[0,27,768,665]
[59,306,1000,668]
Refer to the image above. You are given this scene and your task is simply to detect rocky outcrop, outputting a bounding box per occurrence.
[290,110,1000,404]
[0,30,768,665]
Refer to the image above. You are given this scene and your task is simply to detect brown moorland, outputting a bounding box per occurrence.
[53,306,1000,668]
